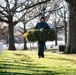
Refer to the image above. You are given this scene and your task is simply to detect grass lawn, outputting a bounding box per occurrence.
[0,50,76,75]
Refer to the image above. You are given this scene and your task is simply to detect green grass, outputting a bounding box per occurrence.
[0,50,76,75]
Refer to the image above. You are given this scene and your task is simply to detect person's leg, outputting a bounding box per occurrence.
[38,42,45,58]
[38,42,42,58]
[38,45,40,57]
[41,42,45,57]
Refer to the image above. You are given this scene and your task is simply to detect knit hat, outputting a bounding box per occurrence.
[40,16,45,19]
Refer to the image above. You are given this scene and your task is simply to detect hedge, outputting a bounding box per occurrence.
[23,28,56,42]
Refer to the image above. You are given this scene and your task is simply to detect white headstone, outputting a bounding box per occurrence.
[0,43,3,54]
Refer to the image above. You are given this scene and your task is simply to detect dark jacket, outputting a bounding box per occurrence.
[35,22,50,29]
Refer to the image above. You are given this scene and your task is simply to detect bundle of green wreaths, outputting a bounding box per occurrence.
[23,28,56,42]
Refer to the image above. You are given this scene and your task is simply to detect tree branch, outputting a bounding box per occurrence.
[16,0,51,12]
[0,17,8,23]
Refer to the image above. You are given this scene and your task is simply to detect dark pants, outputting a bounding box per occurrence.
[38,41,45,57]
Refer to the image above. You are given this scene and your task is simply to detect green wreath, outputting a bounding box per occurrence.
[24,28,56,42]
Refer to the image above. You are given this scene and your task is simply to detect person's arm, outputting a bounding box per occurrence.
[46,23,50,29]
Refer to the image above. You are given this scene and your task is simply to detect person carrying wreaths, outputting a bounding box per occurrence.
[34,17,51,58]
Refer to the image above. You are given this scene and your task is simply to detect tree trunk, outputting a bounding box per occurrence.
[23,24,27,50]
[55,12,58,45]
[8,24,16,50]
[24,38,28,50]
[64,2,76,53]
[64,20,67,45]
[55,29,57,45]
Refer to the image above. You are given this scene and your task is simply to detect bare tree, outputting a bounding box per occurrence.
[64,0,76,53]
[56,0,68,45]
[0,0,51,50]
[14,0,62,50]
[0,0,63,50]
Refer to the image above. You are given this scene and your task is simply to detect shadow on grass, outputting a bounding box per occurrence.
[47,56,71,62]
[0,51,64,75]
[0,72,32,75]
[0,71,60,75]
[0,62,60,75]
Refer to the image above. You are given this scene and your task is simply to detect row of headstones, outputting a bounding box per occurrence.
[0,43,65,54]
